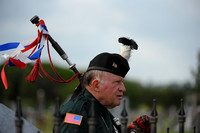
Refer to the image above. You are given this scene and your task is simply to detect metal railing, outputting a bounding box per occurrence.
[14,97,199,133]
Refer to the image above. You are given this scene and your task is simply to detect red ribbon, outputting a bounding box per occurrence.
[1,61,9,90]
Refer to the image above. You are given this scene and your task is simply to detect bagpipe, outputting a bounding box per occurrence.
[30,16,80,75]
[127,115,151,133]
[0,15,82,90]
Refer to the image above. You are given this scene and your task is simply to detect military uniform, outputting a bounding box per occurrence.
[60,89,116,133]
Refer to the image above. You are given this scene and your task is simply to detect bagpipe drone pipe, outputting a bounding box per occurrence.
[30,15,81,79]
[30,16,80,75]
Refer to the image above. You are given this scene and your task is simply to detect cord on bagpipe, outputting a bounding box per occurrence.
[28,15,84,100]
[26,31,81,84]
[37,34,81,83]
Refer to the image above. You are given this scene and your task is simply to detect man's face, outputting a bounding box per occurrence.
[97,72,126,109]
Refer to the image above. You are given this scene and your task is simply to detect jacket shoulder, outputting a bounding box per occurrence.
[60,95,91,116]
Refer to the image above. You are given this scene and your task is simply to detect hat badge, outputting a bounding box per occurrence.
[112,62,118,68]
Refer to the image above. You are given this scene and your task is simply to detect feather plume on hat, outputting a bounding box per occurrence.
[118,37,138,61]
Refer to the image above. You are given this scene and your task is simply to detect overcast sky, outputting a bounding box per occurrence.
[0,0,200,85]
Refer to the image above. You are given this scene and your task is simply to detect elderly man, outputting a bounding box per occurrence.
[59,52,130,133]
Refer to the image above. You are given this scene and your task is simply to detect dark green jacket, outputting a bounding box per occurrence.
[59,89,116,133]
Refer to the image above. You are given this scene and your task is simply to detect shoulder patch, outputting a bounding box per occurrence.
[64,113,83,125]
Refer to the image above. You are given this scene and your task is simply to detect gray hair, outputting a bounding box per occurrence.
[82,70,104,86]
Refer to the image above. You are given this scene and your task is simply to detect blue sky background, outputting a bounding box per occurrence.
[0,0,200,85]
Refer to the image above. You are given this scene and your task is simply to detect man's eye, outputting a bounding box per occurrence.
[115,81,121,84]
[113,79,124,84]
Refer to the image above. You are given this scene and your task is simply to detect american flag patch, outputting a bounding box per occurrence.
[64,113,83,125]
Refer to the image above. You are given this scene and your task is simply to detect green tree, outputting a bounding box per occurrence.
[193,50,200,92]
[191,50,200,107]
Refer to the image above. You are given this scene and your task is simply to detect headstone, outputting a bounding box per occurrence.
[0,104,42,133]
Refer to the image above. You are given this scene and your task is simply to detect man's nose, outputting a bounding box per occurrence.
[119,83,126,92]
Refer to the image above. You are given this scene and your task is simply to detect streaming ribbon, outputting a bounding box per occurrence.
[0,20,47,89]
[0,19,81,90]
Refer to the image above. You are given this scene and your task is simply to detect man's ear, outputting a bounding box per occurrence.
[90,79,100,92]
